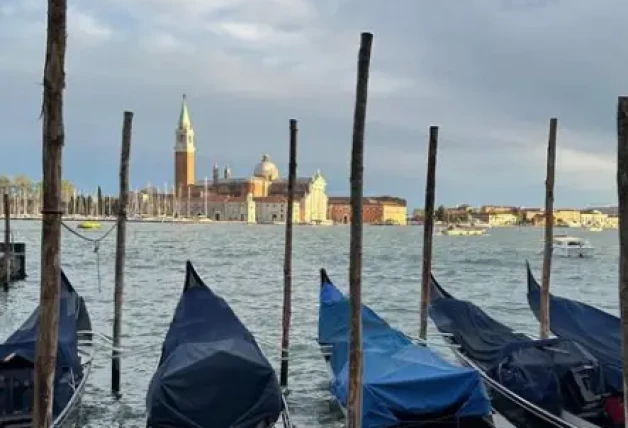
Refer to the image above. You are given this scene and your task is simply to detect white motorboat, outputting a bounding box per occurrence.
[441,225,487,236]
[552,235,594,258]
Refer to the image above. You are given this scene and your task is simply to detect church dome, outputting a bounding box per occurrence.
[253,154,279,180]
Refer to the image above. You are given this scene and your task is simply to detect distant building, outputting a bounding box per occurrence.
[174,94,196,193]
[580,209,607,227]
[189,194,256,222]
[255,196,300,224]
[443,207,471,222]
[527,209,583,227]
[520,208,543,223]
[471,212,518,226]
[605,215,619,228]
[412,208,424,221]
[479,205,518,214]
[553,209,582,226]
[172,95,328,223]
[328,196,408,225]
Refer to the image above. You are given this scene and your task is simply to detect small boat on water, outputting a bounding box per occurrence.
[588,226,603,232]
[552,235,594,258]
[317,269,494,428]
[146,261,292,428]
[556,221,581,228]
[0,270,93,426]
[441,225,487,236]
[525,262,624,424]
[429,274,618,428]
[77,221,102,230]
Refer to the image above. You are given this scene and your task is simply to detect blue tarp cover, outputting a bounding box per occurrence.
[526,263,622,393]
[146,261,282,428]
[0,270,88,416]
[429,276,606,415]
[317,272,491,428]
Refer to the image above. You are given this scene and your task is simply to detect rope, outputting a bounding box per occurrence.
[61,221,117,292]
[61,221,117,243]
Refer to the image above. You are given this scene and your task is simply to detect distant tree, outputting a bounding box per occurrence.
[78,195,86,215]
[435,205,447,221]
[61,180,75,202]
[111,198,119,217]
[516,211,525,225]
[13,174,32,194]
[0,175,10,193]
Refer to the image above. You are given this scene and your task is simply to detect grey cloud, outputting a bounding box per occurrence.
[0,0,624,207]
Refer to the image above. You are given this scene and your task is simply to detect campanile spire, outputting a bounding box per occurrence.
[174,93,195,194]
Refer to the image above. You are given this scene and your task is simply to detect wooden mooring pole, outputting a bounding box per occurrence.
[32,0,67,426]
[616,96,628,421]
[112,111,133,397]
[419,126,438,340]
[280,119,298,389]
[3,193,10,291]
[540,117,557,340]
[347,32,373,428]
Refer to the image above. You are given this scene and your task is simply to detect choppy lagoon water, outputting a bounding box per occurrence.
[0,221,620,427]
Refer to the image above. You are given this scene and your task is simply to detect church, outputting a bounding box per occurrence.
[173,95,329,224]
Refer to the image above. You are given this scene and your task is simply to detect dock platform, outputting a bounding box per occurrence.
[0,242,26,288]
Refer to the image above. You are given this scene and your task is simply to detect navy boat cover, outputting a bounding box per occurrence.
[526,262,622,393]
[146,261,283,428]
[317,270,491,428]
[0,270,89,417]
[429,275,607,416]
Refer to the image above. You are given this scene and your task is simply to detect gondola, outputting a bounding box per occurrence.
[429,273,619,428]
[146,261,292,428]
[526,262,624,424]
[317,269,495,428]
[0,269,93,427]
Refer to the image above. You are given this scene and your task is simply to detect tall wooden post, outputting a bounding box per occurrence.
[32,0,67,426]
[540,117,557,339]
[419,126,438,340]
[616,96,628,421]
[280,119,297,389]
[3,193,10,291]
[112,111,133,396]
[347,32,373,428]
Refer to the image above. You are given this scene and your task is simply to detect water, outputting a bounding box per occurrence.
[1,221,620,427]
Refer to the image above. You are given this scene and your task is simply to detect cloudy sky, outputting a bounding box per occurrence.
[0,0,626,209]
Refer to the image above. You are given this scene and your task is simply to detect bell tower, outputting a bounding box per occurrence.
[174,94,195,196]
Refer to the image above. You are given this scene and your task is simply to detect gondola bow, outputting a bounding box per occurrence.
[146,261,283,428]
[526,262,624,423]
[429,272,618,427]
[317,269,492,428]
[0,269,92,425]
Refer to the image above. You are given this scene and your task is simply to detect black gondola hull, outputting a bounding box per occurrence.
[428,274,606,428]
